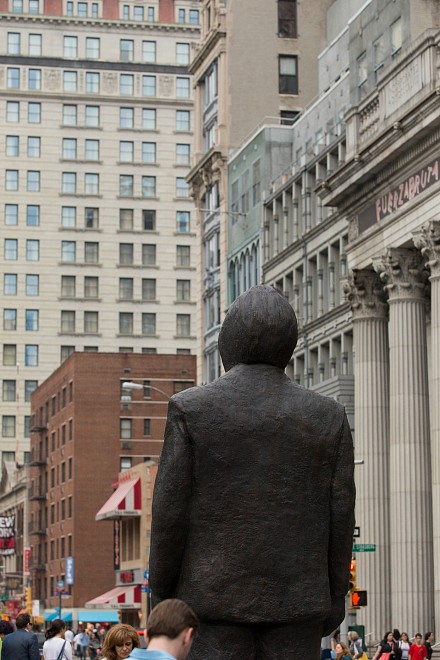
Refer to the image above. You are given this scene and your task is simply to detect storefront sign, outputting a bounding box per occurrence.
[114,520,120,569]
[116,568,142,586]
[66,557,74,585]
[358,156,440,234]
[23,547,31,575]
[0,516,15,556]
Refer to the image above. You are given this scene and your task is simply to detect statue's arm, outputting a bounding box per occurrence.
[323,412,356,635]
[149,398,192,602]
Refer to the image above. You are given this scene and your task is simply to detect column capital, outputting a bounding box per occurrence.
[374,248,428,301]
[344,269,388,320]
[413,221,440,279]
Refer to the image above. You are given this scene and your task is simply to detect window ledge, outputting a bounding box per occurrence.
[116,299,160,304]
[59,227,102,232]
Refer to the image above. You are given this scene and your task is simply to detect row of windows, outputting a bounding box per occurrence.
[1,414,31,437]
[2,379,38,402]
[3,309,40,331]
[120,417,153,438]
[3,205,191,233]
[3,344,39,366]
[5,3,199,23]
[57,311,192,336]
[5,102,191,131]
[3,67,192,98]
[4,238,39,260]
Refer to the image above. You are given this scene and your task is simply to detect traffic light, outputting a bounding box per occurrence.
[348,557,356,592]
[351,590,367,607]
[25,587,32,614]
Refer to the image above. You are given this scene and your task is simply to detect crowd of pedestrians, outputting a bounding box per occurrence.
[325,629,436,660]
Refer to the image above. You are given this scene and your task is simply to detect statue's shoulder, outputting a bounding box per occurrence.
[289,380,346,415]
[171,380,219,409]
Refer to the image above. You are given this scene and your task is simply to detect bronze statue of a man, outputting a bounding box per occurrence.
[150,285,355,659]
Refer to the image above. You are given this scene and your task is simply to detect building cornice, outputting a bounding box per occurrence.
[189,26,226,76]
[0,54,190,75]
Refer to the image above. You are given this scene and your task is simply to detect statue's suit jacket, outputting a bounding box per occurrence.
[150,363,355,627]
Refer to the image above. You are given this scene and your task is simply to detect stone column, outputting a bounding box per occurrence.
[374,248,433,633]
[345,269,391,638]
[413,221,440,632]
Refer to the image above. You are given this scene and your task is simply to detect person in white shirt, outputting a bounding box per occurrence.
[64,630,74,645]
[42,619,72,660]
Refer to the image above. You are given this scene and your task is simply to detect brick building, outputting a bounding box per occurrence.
[28,351,195,620]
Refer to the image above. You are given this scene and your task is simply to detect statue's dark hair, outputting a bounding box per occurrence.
[219,285,298,371]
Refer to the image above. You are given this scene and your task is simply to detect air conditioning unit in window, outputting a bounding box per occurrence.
[122,441,132,450]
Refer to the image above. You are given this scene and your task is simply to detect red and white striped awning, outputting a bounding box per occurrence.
[95,478,141,521]
[85,585,141,610]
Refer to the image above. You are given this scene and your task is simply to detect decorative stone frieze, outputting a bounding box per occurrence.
[344,269,388,320]
[374,247,428,300]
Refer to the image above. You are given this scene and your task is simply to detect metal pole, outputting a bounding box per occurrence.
[59,590,62,620]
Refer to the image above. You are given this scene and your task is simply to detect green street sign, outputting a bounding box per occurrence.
[353,544,376,552]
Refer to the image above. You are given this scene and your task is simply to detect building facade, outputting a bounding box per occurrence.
[187,0,333,383]
[0,0,199,465]
[28,351,195,618]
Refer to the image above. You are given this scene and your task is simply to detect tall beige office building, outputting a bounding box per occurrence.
[187,0,333,383]
[0,0,200,463]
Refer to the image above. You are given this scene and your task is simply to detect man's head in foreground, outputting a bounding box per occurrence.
[144,599,199,660]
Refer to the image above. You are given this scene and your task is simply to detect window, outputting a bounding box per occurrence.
[176,314,191,336]
[3,345,17,365]
[278,0,297,38]
[119,313,133,334]
[252,159,261,205]
[189,9,199,24]
[85,207,99,228]
[142,108,156,130]
[279,55,298,94]
[27,171,40,192]
[142,313,156,334]
[119,243,134,265]
[27,205,40,226]
[176,211,190,233]
[25,309,39,331]
[176,43,190,65]
[4,274,18,295]
[142,142,156,164]
[143,419,151,435]
[28,68,41,90]
[7,33,21,55]
[6,102,20,123]
[119,142,134,163]
[176,279,190,301]
[64,36,78,58]
[64,71,77,92]
[142,75,156,96]
[176,77,190,98]
[84,276,98,298]
[61,241,76,263]
[63,138,77,160]
[66,1,73,15]
[374,36,385,80]
[142,40,156,63]
[86,72,100,93]
[86,38,100,59]
[176,110,190,131]
[61,310,75,332]
[120,107,134,129]
[5,205,18,226]
[7,68,20,89]
[85,140,99,161]
[84,311,98,333]
[120,419,132,439]
[357,52,368,99]
[122,4,129,19]
[176,245,190,267]
[28,34,42,56]
[141,278,156,300]
[120,74,134,95]
[143,210,156,231]
[119,278,133,300]
[26,274,39,295]
[142,176,156,197]
[147,6,154,20]
[2,416,16,438]
[79,106,96,128]
[4,135,18,156]
[25,345,38,366]
[78,1,87,16]
[4,309,17,331]
[391,17,402,55]
[63,104,77,126]
[61,346,74,362]
[120,40,134,62]
[29,0,39,13]
[120,175,134,197]
[176,144,190,165]
[61,207,76,228]
[119,209,133,231]
[27,137,40,158]
[28,102,41,123]
[5,170,19,191]
[142,244,156,266]
[85,173,99,195]
[92,2,98,17]
[25,380,38,402]
[178,8,185,23]
[2,381,16,402]
[68,458,73,478]
[84,242,99,263]
[62,172,76,194]
[4,239,18,261]
[176,177,189,197]
[61,275,76,297]
[26,239,39,261]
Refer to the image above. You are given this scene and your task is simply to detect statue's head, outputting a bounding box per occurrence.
[219,285,298,371]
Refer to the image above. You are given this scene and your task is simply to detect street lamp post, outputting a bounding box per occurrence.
[121,382,171,400]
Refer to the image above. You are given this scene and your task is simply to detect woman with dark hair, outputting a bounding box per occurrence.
[101,623,140,660]
[43,618,72,660]
[372,631,397,660]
